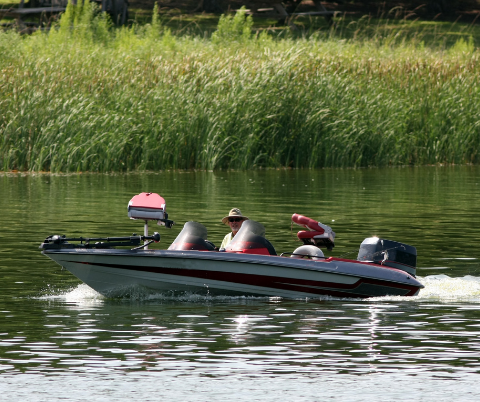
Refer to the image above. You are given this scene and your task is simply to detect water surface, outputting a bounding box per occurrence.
[1,167,480,400]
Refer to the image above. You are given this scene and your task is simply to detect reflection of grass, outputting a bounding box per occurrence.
[1,3,480,172]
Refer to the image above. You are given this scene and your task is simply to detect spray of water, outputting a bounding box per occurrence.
[38,275,480,304]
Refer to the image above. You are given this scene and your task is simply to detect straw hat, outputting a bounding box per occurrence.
[222,208,249,225]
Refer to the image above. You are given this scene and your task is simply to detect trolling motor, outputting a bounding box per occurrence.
[127,192,175,249]
[40,192,175,251]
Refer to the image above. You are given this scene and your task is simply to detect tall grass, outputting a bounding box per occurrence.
[1,4,479,172]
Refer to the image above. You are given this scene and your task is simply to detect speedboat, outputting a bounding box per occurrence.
[40,192,424,299]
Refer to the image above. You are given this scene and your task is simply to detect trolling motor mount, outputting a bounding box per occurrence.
[39,232,160,250]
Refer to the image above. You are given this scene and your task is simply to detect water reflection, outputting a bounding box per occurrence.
[2,291,480,377]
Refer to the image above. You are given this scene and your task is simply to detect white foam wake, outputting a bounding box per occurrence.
[38,284,105,305]
[415,274,480,302]
[370,275,480,303]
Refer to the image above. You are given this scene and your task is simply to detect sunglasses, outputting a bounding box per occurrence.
[228,217,243,223]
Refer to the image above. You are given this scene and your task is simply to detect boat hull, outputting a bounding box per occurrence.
[42,249,423,299]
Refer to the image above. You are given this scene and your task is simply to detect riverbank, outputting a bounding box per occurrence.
[1,3,479,172]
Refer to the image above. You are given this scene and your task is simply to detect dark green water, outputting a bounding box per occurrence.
[1,167,480,401]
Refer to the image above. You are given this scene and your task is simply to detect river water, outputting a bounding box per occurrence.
[1,167,480,400]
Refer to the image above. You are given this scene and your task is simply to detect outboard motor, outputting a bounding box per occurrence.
[292,213,335,250]
[168,222,216,251]
[225,220,276,256]
[357,237,417,276]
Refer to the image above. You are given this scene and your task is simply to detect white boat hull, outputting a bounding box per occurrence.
[43,249,423,298]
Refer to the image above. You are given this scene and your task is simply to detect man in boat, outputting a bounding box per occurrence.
[219,208,249,251]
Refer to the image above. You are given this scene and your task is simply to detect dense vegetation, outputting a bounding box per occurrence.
[1,2,480,172]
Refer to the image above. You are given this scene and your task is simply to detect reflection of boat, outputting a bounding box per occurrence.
[40,193,424,299]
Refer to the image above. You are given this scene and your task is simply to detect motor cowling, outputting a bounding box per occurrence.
[357,237,417,276]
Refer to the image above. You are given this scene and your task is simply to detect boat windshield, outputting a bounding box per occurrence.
[168,221,215,251]
[226,220,276,255]
[237,220,266,238]
[179,221,208,240]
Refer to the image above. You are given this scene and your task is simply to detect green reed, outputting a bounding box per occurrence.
[1,3,479,172]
